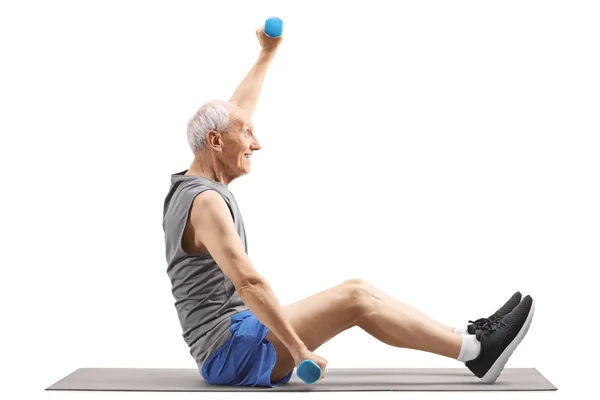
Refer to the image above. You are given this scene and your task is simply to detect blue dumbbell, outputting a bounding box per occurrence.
[297,360,322,384]
[264,17,283,38]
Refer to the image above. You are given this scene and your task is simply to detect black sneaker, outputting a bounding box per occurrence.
[467,292,522,334]
[465,295,535,384]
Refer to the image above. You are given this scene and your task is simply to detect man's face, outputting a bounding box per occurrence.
[222,105,261,176]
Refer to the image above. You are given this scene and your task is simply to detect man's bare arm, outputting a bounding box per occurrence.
[190,190,307,356]
[229,26,282,117]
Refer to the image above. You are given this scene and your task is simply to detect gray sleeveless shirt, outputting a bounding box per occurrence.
[162,170,249,367]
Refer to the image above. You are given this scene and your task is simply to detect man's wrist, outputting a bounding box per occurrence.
[288,339,308,355]
[258,49,276,63]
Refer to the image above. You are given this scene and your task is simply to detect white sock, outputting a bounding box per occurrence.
[457,334,481,362]
[454,327,468,335]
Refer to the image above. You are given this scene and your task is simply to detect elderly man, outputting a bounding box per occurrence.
[162,25,535,388]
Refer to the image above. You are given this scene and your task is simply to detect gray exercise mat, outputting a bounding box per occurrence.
[46,367,556,391]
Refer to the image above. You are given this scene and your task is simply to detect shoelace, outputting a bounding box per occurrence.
[474,317,507,337]
[468,317,492,327]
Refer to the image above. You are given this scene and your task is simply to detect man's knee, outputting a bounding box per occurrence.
[342,278,375,318]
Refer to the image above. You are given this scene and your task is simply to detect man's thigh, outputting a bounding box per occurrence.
[266,280,363,382]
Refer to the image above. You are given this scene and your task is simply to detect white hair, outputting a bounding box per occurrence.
[186,99,233,153]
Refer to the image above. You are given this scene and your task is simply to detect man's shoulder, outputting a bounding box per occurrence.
[193,188,226,207]
[189,189,232,226]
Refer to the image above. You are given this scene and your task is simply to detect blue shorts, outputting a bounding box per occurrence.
[201,310,294,387]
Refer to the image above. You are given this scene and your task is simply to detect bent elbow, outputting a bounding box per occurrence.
[237,275,265,294]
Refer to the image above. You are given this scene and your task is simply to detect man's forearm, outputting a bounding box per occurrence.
[238,278,306,354]
[229,51,275,117]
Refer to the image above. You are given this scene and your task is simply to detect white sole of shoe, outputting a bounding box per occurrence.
[481,298,536,384]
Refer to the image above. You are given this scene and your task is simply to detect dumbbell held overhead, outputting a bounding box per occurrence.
[264,17,283,38]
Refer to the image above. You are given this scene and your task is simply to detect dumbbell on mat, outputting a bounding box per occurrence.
[297,360,322,384]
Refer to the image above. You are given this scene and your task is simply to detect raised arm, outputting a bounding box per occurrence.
[229,26,283,117]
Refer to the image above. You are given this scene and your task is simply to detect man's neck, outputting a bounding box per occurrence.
[186,165,231,187]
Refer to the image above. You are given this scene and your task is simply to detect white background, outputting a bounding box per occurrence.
[1,0,598,399]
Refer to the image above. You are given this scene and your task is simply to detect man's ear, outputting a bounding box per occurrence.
[206,130,223,151]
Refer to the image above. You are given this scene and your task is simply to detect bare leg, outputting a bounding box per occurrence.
[356,288,462,358]
[359,280,456,334]
[266,278,462,382]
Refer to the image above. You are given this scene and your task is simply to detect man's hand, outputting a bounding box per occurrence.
[256,25,283,55]
[291,347,328,381]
